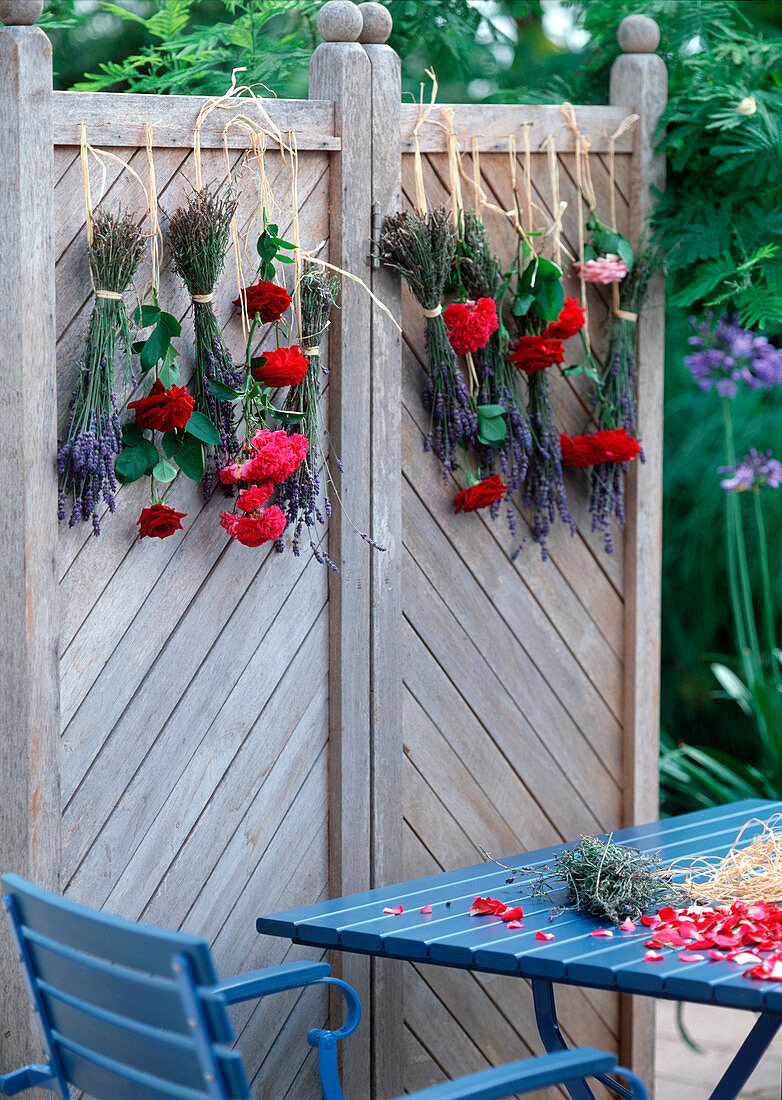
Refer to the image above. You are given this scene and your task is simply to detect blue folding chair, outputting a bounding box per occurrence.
[0,874,647,1100]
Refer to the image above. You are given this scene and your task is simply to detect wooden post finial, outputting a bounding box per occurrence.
[0,1,43,25]
[617,13,660,54]
[358,1,392,44]
[317,0,363,42]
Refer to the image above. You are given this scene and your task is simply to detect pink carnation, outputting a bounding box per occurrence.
[220,506,286,547]
[444,298,499,356]
[241,429,309,485]
[573,254,628,284]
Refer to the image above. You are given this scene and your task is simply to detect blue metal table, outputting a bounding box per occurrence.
[257,799,782,1099]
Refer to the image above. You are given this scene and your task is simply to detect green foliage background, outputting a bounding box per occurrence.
[41,0,782,804]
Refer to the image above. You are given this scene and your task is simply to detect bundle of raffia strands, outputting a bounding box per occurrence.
[672,817,782,904]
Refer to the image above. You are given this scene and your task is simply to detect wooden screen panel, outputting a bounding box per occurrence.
[400,137,632,1096]
[54,138,331,1097]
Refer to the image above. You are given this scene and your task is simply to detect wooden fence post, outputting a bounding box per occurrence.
[0,0,61,1078]
[309,2,373,1092]
[358,5,404,1097]
[610,14,667,1095]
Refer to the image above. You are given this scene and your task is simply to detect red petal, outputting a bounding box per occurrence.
[382,905,404,916]
[500,906,525,922]
[535,931,555,941]
[420,905,433,915]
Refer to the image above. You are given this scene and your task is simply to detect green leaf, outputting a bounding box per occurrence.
[161,431,183,460]
[512,293,535,317]
[534,277,565,321]
[711,662,753,717]
[476,404,507,447]
[273,408,305,425]
[615,235,635,270]
[157,344,181,388]
[152,457,178,483]
[250,355,268,373]
[121,423,144,446]
[185,410,221,446]
[477,404,505,418]
[159,311,182,337]
[114,438,159,483]
[134,303,162,327]
[535,256,563,281]
[176,433,205,482]
[206,377,242,402]
[139,322,171,372]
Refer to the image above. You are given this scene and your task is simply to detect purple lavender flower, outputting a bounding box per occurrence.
[719,448,782,492]
[685,313,782,396]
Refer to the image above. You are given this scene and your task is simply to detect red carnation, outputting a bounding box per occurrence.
[233,280,292,323]
[137,503,186,539]
[237,483,274,512]
[444,298,500,356]
[220,506,287,547]
[544,297,586,340]
[128,379,195,432]
[251,345,310,387]
[454,474,506,514]
[508,335,565,375]
[560,428,641,467]
[240,429,309,485]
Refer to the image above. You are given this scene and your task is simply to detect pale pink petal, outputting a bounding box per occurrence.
[620,918,637,932]
[590,929,614,938]
[506,920,524,929]
[420,905,433,915]
[382,905,404,916]
[645,951,664,962]
[679,951,706,963]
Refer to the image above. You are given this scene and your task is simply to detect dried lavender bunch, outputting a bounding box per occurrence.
[381,207,476,473]
[275,265,340,569]
[524,370,574,560]
[168,184,241,495]
[452,210,532,531]
[531,835,686,924]
[589,250,658,551]
[58,209,146,535]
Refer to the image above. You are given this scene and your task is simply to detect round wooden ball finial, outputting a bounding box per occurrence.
[317,0,363,42]
[617,14,660,53]
[0,0,44,25]
[358,1,392,44]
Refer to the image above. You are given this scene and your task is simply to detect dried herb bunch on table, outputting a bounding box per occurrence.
[58,208,146,535]
[381,207,477,474]
[167,184,240,494]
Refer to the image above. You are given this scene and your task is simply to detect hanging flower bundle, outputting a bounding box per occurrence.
[508,255,582,557]
[58,209,146,536]
[447,210,531,531]
[381,207,477,474]
[275,264,341,568]
[167,184,241,495]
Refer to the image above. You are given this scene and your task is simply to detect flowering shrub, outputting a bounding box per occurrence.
[685,313,782,397]
[720,449,782,492]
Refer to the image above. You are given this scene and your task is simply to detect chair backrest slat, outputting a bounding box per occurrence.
[39,983,247,1097]
[55,1034,210,1100]
[4,876,216,982]
[23,928,232,1041]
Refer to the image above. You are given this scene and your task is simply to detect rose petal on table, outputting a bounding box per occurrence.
[500,906,524,922]
[678,951,706,963]
[536,931,555,941]
[382,905,404,916]
[420,905,433,914]
[506,920,524,929]
[731,951,762,966]
[645,951,665,962]
[620,918,637,933]
[590,929,614,938]
[708,950,726,961]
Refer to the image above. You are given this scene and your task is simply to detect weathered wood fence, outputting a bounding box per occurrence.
[0,1,666,1097]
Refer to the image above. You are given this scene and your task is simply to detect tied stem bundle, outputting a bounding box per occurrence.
[277,265,341,569]
[58,209,146,536]
[524,366,574,557]
[450,210,531,528]
[168,184,240,495]
[589,249,658,551]
[381,207,477,473]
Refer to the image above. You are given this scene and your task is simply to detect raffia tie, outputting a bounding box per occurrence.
[422,304,442,318]
[191,293,213,304]
[561,103,593,349]
[302,346,320,358]
[94,289,123,300]
[608,113,639,317]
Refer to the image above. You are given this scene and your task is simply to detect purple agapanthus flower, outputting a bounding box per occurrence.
[719,448,782,492]
[685,313,782,396]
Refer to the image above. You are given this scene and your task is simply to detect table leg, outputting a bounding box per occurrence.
[707,1012,781,1100]
[532,980,641,1100]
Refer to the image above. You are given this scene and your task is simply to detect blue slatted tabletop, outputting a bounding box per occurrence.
[257,799,782,1012]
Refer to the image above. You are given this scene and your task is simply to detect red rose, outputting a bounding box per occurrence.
[237,483,275,512]
[128,380,195,432]
[251,345,310,387]
[444,298,500,356]
[454,474,506,514]
[233,280,292,323]
[560,428,641,467]
[220,506,287,547]
[544,297,586,340]
[508,335,564,375]
[137,503,186,539]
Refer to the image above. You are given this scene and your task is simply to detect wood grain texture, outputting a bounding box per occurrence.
[0,23,61,1080]
[52,90,340,149]
[611,46,668,1099]
[365,39,404,1100]
[309,37,373,1095]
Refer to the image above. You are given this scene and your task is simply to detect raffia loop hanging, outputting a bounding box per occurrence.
[80,123,149,266]
[672,817,782,904]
